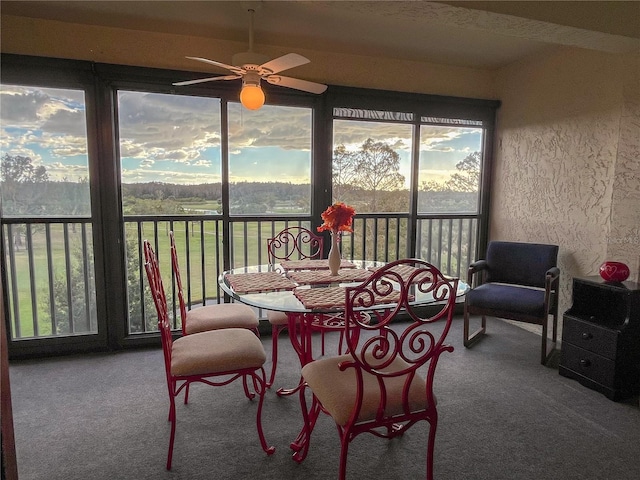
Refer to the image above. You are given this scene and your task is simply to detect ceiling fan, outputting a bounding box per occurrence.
[173,7,327,110]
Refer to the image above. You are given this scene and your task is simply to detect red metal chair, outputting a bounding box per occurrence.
[266,226,355,390]
[169,231,259,336]
[265,226,324,388]
[293,258,459,480]
[143,241,275,470]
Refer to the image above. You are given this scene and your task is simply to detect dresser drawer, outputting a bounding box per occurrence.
[562,315,619,358]
[560,343,617,388]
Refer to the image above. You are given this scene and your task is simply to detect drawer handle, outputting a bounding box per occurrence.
[580,359,591,368]
[581,332,593,340]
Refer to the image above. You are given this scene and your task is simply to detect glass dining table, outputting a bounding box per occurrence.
[219,259,468,463]
[218,259,469,375]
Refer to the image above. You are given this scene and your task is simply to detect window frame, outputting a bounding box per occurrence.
[1,54,499,359]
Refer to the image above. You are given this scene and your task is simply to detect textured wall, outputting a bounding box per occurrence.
[609,54,640,282]
[494,47,640,313]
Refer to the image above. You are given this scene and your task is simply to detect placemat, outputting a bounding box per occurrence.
[280,258,356,271]
[224,272,296,294]
[293,286,403,309]
[368,264,431,283]
[288,268,372,285]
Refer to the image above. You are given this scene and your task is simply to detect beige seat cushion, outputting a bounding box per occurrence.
[185,303,258,335]
[171,328,266,377]
[302,353,428,426]
[266,310,289,326]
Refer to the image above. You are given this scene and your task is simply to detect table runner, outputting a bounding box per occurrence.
[279,258,356,271]
[224,272,296,294]
[293,286,404,309]
[287,268,372,285]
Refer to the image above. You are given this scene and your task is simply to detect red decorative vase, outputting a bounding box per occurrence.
[599,261,630,282]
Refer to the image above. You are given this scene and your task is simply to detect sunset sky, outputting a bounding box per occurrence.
[1,85,482,188]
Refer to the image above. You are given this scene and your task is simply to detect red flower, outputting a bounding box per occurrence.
[317,202,356,233]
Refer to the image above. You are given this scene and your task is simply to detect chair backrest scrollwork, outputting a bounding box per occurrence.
[343,258,459,421]
[267,226,324,264]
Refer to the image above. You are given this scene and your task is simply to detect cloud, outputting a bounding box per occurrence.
[0,87,51,126]
[0,145,42,164]
[139,159,155,168]
[116,92,231,166]
[116,94,316,182]
[333,120,413,150]
[227,103,313,151]
[1,86,89,177]
[2,85,482,186]
[1,86,87,136]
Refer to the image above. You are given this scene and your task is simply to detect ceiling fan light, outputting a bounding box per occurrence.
[240,84,265,110]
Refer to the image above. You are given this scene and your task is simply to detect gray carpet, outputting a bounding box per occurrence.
[9,317,640,480]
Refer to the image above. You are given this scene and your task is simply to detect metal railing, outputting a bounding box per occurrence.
[2,213,477,340]
[2,217,97,339]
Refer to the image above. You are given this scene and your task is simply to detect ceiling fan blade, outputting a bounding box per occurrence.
[185,56,244,74]
[173,75,242,86]
[260,53,310,75]
[266,75,328,94]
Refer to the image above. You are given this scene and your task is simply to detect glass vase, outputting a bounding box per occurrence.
[328,231,341,276]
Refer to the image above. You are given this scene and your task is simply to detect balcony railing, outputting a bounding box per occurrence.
[2,213,477,341]
[2,217,97,339]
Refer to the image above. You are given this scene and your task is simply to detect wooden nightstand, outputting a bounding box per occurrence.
[559,276,640,401]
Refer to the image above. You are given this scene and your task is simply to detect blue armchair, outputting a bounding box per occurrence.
[463,241,560,365]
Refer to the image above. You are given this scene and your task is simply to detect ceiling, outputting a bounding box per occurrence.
[2,1,639,69]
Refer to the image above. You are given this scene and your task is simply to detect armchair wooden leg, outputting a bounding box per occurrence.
[463,308,486,347]
[541,313,558,366]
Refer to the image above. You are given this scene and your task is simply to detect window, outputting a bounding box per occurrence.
[1,55,498,355]
[228,103,312,215]
[1,84,97,338]
[418,119,484,214]
[1,85,91,216]
[118,91,223,216]
[332,114,412,213]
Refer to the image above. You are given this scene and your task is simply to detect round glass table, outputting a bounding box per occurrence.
[219,260,468,381]
[219,259,468,455]
[219,261,469,315]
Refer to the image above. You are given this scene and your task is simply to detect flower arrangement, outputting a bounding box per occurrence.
[317,202,356,234]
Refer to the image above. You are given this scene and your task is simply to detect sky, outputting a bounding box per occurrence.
[1,85,483,188]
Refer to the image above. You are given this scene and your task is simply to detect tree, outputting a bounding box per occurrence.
[122,197,185,215]
[420,151,480,193]
[44,233,157,335]
[124,235,158,333]
[420,179,446,192]
[1,154,50,215]
[418,151,481,213]
[445,151,480,192]
[329,139,408,260]
[332,144,359,201]
[47,237,97,335]
[332,138,406,212]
